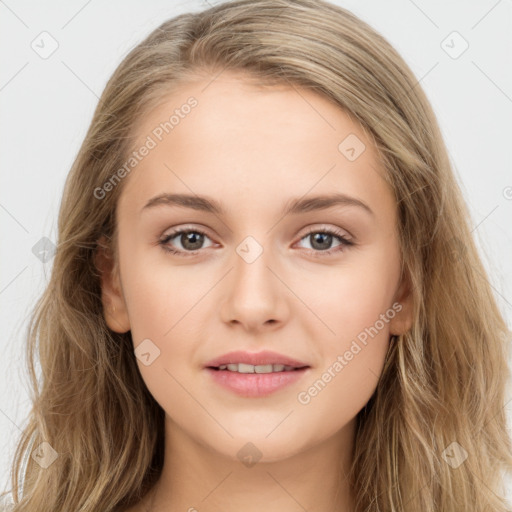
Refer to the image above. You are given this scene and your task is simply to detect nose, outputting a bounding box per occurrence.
[219,242,289,333]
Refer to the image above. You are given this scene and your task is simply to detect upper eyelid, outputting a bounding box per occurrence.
[161,223,352,239]
[161,224,215,240]
[301,225,352,238]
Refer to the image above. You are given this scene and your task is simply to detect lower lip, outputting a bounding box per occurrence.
[204,367,310,397]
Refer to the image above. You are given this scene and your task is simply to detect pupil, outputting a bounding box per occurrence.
[182,232,204,250]
[311,233,332,251]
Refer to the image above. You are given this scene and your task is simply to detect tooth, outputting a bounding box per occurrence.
[255,364,274,373]
[220,363,295,373]
[237,363,255,373]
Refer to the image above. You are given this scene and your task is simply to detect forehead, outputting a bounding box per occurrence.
[120,72,393,219]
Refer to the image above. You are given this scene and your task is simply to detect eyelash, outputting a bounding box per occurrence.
[158,225,354,258]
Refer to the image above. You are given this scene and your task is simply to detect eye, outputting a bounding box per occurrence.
[295,226,354,257]
[158,225,355,257]
[158,227,214,257]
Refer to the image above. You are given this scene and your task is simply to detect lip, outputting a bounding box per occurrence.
[203,350,310,369]
[205,367,310,397]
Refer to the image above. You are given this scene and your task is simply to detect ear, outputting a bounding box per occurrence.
[389,270,414,336]
[94,235,131,333]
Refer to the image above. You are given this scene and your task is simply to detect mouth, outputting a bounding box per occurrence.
[203,350,311,372]
[204,365,311,397]
[203,350,311,396]
[207,363,310,373]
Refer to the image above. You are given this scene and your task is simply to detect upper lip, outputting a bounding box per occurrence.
[204,350,310,369]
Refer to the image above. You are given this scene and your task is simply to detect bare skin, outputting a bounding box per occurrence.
[96,71,413,512]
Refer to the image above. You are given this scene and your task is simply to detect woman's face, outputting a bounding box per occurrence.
[99,72,412,463]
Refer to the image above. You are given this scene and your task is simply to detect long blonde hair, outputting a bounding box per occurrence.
[3,0,512,510]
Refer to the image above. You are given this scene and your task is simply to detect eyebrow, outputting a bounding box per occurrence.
[141,192,374,217]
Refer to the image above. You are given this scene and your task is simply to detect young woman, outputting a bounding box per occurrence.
[3,0,512,510]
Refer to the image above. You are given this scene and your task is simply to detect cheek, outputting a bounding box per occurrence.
[120,257,206,417]
[293,250,399,344]
[291,248,398,398]
[120,240,202,337]
[119,246,214,376]
[293,268,394,431]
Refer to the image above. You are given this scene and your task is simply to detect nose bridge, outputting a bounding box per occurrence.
[220,233,286,328]
[232,234,275,300]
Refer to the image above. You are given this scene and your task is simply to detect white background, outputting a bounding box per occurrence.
[1,0,511,503]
